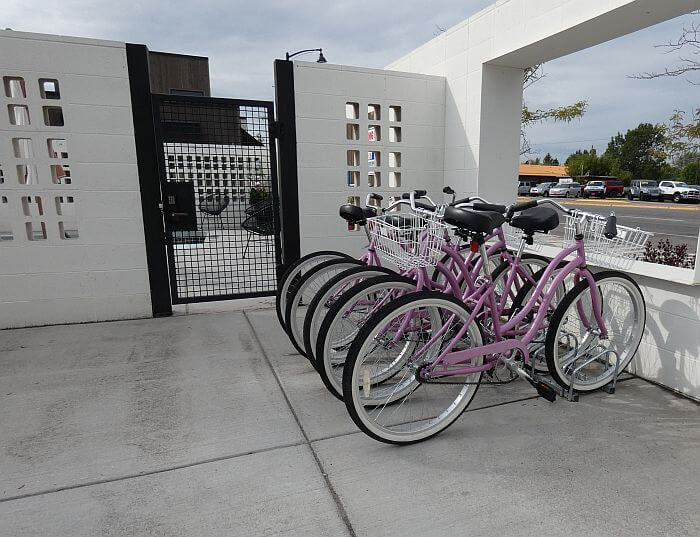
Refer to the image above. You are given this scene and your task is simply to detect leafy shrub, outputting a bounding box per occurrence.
[642,238,694,268]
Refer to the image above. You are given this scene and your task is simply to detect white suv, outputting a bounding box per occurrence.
[658,181,700,203]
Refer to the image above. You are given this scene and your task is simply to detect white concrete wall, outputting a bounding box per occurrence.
[0,30,151,328]
[386,0,700,204]
[293,62,445,256]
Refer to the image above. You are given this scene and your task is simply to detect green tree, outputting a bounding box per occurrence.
[603,123,666,180]
[542,153,560,165]
[681,162,700,183]
[663,109,700,165]
[565,148,611,178]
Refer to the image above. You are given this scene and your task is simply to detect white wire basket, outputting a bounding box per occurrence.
[563,211,652,269]
[367,212,448,270]
[502,223,544,253]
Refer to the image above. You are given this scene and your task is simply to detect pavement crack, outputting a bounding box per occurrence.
[242,311,357,537]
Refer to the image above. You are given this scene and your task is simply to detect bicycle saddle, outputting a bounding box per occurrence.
[339,204,376,224]
[442,206,505,234]
[509,207,559,234]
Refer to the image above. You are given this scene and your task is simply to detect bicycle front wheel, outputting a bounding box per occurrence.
[343,291,484,445]
[275,251,350,330]
[544,271,646,392]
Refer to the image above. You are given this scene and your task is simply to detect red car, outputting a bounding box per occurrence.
[583,178,624,198]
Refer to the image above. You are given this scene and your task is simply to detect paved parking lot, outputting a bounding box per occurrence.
[1,307,699,536]
[518,196,700,251]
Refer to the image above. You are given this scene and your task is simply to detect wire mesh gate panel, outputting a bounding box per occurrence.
[153,95,281,303]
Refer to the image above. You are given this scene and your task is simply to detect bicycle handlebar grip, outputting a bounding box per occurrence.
[412,189,427,197]
[401,192,411,200]
[369,193,384,201]
[442,186,455,195]
[451,197,471,206]
[473,202,507,213]
[506,200,538,218]
[604,214,617,239]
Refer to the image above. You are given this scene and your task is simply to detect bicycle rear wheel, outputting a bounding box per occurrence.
[342,291,484,445]
[544,271,645,392]
[275,251,350,330]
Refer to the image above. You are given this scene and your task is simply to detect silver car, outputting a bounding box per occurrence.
[549,182,582,198]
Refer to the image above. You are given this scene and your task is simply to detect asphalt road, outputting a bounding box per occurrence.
[516,196,700,252]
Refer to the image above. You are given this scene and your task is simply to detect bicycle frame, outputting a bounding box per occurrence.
[416,235,606,379]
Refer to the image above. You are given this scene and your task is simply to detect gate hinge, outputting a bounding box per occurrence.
[271,120,282,139]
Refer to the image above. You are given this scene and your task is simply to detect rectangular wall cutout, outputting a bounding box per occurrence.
[43,106,65,126]
[347,170,360,188]
[368,125,381,142]
[17,164,38,185]
[47,138,68,158]
[21,196,44,217]
[389,126,402,143]
[8,105,30,125]
[39,78,60,99]
[0,196,12,242]
[26,221,47,241]
[51,164,71,184]
[368,172,381,187]
[368,104,380,120]
[59,221,79,240]
[389,152,401,167]
[389,106,402,122]
[12,138,34,158]
[389,171,401,188]
[346,102,359,120]
[3,77,26,98]
[368,151,380,167]
[347,150,360,166]
[346,123,359,140]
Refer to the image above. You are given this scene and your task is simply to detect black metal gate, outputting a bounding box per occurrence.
[152,95,281,303]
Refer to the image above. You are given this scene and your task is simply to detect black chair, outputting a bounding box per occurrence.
[199,194,230,232]
[241,198,275,257]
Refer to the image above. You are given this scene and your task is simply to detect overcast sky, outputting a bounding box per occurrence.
[4,1,697,162]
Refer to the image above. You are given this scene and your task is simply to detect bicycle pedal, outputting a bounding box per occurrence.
[533,381,557,402]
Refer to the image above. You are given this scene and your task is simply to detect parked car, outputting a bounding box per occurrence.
[518,180,537,195]
[658,181,700,203]
[628,179,661,201]
[582,179,624,198]
[529,182,556,197]
[549,182,582,198]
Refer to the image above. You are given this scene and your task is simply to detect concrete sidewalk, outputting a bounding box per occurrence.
[1,308,698,536]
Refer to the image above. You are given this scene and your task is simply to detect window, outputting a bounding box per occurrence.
[389,152,401,168]
[368,172,381,187]
[389,126,401,143]
[389,105,401,122]
[12,138,34,158]
[39,78,60,99]
[347,171,360,188]
[389,171,401,188]
[368,151,380,167]
[43,106,64,126]
[368,104,380,121]
[368,125,381,142]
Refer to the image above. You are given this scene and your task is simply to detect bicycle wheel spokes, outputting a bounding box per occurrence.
[319,278,418,400]
[344,293,484,444]
[547,272,645,391]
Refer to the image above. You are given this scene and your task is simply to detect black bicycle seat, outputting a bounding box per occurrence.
[510,207,559,234]
[442,206,505,234]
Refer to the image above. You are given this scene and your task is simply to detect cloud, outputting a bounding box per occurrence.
[4,1,696,162]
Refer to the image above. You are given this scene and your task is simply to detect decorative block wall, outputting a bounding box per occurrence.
[293,62,445,256]
[0,30,150,328]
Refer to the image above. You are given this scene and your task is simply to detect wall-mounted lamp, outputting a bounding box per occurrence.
[285,48,327,63]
